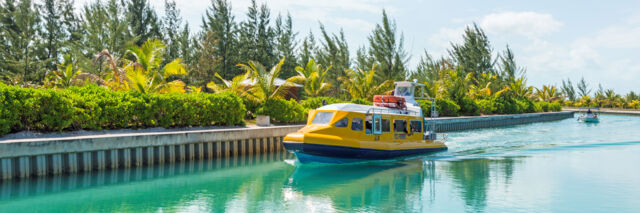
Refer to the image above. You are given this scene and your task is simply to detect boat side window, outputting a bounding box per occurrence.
[312,112,334,124]
[365,116,373,134]
[394,119,408,133]
[335,118,349,127]
[382,119,391,132]
[351,118,363,131]
[410,120,422,133]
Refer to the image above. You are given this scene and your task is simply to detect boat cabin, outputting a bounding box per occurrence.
[304,103,427,145]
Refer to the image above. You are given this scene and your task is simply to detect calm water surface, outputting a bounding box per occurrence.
[1,115,640,212]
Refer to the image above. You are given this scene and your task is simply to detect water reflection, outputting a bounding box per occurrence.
[3,114,640,213]
[286,160,427,212]
[0,152,294,212]
[440,157,522,212]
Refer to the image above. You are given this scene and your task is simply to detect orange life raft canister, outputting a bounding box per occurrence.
[373,95,407,109]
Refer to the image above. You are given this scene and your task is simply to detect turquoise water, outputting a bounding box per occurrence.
[1,115,640,212]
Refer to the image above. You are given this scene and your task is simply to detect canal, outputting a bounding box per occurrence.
[1,115,639,212]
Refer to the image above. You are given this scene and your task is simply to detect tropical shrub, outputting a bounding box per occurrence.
[475,99,496,115]
[493,96,519,114]
[535,101,551,112]
[419,98,460,117]
[458,97,479,116]
[259,98,306,123]
[549,102,562,112]
[516,98,536,113]
[0,84,246,136]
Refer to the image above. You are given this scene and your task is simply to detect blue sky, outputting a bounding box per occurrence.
[77,0,640,94]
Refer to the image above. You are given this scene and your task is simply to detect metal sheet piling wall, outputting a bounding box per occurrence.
[0,126,302,180]
[426,112,574,132]
[0,112,574,180]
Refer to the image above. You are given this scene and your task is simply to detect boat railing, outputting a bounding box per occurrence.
[365,107,420,117]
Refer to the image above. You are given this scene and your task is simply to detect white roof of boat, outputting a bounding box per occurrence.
[316,103,419,115]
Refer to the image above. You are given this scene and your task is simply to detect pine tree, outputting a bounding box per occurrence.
[577,77,591,97]
[178,23,193,69]
[199,0,237,80]
[299,30,316,66]
[411,51,441,84]
[237,0,275,69]
[0,0,44,82]
[40,0,77,72]
[75,0,130,74]
[315,24,350,84]
[162,0,182,63]
[449,23,494,82]
[274,13,297,78]
[363,10,408,81]
[498,45,525,81]
[193,30,219,85]
[105,0,131,55]
[561,78,576,102]
[125,0,161,45]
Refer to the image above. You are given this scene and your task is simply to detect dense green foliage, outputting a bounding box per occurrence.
[0,84,245,136]
[419,98,460,117]
[259,98,306,123]
[1,0,623,137]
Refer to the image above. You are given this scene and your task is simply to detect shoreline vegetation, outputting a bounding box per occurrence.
[0,0,634,137]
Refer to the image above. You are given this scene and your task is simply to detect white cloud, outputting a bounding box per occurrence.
[521,16,640,93]
[427,26,467,56]
[480,11,563,38]
[231,0,392,32]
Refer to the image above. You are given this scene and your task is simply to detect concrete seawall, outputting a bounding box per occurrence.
[0,126,303,180]
[427,112,575,132]
[563,108,640,116]
[0,112,574,180]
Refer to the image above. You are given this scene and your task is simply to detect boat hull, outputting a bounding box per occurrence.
[283,142,447,164]
[578,116,599,123]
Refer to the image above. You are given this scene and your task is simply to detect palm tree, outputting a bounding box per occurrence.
[45,55,82,88]
[45,54,104,88]
[339,64,394,100]
[237,57,295,103]
[535,85,561,102]
[604,89,622,108]
[507,77,534,100]
[469,73,495,100]
[206,71,251,97]
[577,95,593,107]
[94,49,129,91]
[423,81,444,99]
[441,68,474,102]
[289,59,332,97]
[123,40,187,94]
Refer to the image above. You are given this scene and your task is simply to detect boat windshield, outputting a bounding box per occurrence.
[396,87,413,97]
[312,112,334,124]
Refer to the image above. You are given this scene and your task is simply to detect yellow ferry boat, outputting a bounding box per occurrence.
[283,81,447,163]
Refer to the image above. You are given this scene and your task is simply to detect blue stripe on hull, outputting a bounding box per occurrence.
[283,142,447,163]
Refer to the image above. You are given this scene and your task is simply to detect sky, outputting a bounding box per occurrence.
[76,0,640,94]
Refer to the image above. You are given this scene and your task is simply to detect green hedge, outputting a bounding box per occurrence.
[259,98,307,123]
[0,84,246,136]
